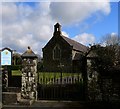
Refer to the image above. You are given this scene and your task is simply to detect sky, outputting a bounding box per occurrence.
[0,0,119,56]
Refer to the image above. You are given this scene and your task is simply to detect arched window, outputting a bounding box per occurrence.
[53,45,61,60]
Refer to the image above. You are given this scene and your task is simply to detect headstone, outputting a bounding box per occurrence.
[21,47,38,100]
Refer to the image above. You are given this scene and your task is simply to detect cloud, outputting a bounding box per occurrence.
[111,32,117,37]
[2,2,18,24]
[73,33,96,45]
[62,31,69,37]
[0,3,2,49]
[62,31,96,45]
[101,33,119,46]
[50,1,110,25]
[1,1,110,56]
[2,2,53,54]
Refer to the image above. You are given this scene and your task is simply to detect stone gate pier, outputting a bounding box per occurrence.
[20,47,38,105]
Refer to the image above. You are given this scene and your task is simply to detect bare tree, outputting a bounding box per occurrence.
[102,33,119,46]
[101,33,120,66]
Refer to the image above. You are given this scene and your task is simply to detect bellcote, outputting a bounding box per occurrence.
[53,23,61,36]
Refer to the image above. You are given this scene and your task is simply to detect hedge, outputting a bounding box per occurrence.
[2,65,22,70]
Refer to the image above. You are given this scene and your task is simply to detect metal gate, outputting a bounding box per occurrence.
[37,72,84,101]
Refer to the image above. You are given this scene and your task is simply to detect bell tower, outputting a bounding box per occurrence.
[53,23,61,36]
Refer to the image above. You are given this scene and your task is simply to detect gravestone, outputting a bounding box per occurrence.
[21,47,38,101]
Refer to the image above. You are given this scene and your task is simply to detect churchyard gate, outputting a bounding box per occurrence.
[37,72,84,101]
[1,47,85,102]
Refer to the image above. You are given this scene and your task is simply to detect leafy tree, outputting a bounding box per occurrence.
[12,53,22,65]
[91,34,120,73]
[91,45,117,73]
[88,34,120,101]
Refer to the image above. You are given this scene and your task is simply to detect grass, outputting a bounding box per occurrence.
[12,70,81,77]
[12,70,22,76]
[38,72,82,84]
[12,70,82,84]
[38,72,80,78]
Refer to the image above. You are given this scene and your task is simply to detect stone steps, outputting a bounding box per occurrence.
[2,92,21,105]
[2,92,35,106]
[6,87,21,93]
[18,99,34,105]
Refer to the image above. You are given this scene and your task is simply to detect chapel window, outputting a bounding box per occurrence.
[53,45,61,60]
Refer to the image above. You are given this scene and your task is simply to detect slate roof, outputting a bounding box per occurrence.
[87,50,98,58]
[62,35,88,53]
[21,47,37,58]
[72,53,83,60]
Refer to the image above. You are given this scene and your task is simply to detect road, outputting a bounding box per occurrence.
[2,100,120,109]
[2,101,87,109]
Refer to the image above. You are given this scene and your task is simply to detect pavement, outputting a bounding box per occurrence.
[2,100,120,109]
[2,100,87,109]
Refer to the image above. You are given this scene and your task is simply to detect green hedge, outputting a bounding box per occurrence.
[2,65,22,70]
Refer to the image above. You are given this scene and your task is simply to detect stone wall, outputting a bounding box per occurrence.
[21,58,37,100]
[43,35,72,72]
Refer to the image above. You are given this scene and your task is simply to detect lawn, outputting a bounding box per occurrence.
[12,70,82,84]
[38,72,82,84]
[12,70,81,77]
[38,72,78,78]
[12,70,22,76]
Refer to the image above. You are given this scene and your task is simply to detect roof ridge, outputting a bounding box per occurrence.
[61,35,88,53]
[21,47,37,58]
[61,35,86,47]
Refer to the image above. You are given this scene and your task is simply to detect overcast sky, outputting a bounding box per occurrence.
[0,0,119,56]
